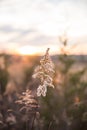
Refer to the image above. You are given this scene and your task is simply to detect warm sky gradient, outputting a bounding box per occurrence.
[0,0,87,55]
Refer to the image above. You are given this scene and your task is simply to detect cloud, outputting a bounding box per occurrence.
[0,0,87,54]
[8,31,57,47]
[0,0,87,33]
[0,24,57,49]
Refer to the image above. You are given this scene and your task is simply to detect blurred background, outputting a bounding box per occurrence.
[0,0,87,130]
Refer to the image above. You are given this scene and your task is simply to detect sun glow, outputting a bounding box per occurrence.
[18,46,39,55]
[17,44,60,56]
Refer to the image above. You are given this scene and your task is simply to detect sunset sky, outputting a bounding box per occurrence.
[0,0,87,55]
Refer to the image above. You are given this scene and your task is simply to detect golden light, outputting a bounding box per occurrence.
[17,44,61,56]
[18,46,39,55]
[74,96,80,104]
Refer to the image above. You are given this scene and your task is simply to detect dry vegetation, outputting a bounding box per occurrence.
[0,51,87,130]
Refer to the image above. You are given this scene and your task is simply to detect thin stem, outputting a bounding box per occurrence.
[48,121,52,130]
[26,119,29,130]
[31,113,36,130]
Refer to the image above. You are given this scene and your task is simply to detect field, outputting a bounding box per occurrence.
[0,53,87,130]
